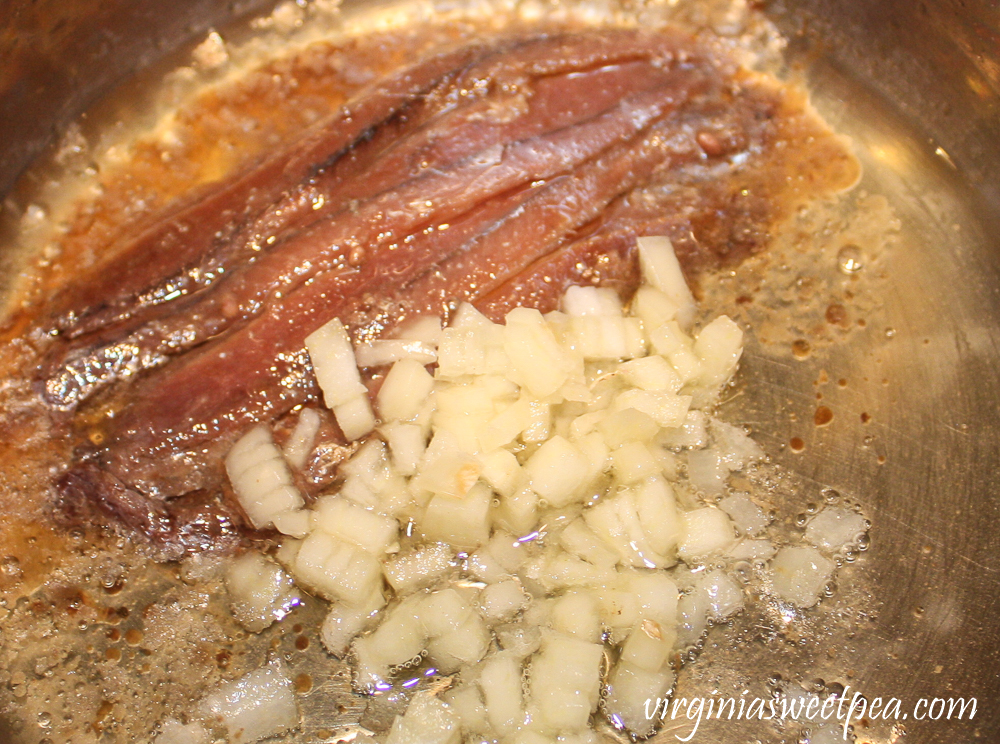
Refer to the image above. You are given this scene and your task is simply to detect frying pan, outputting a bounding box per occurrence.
[0,0,997,742]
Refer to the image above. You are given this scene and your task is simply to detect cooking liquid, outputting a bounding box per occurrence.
[0,0,894,741]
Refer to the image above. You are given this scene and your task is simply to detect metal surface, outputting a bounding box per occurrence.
[0,0,998,742]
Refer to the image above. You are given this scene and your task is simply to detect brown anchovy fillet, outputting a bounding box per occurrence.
[38,27,857,557]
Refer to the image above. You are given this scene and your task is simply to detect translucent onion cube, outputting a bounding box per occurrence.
[804,507,868,552]
[292,530,383,604]
[320,590,384,657]
[225,552,299,633]
[618,355,682,393]
[225,425,304,530]
[719,493,770,537]
[677,508,736,563]
[385,693,461,744]
[305,317,367,407]
[503,307,573,399]
[155,719,208,744]
[199,662,298,744]
[630,285,680,330]
[524,435,589,507]
[332,394,376,442]
[479,651,526,735]
[693,315,743,392]
[383,543,454,595]
[620,619,674,672]
[561,285,623,317]
[421,482,491,550]
[312,496,398,555]
[549,591,601,643]
[378,358,435,422]
[636,236,696,328]
[612,389,691,428]
[529,633,604,732]
[770,546,835,608]
[604,662,674,737]
[480,579,529,623]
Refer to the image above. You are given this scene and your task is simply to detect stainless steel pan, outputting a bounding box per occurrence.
[0,1,997,742]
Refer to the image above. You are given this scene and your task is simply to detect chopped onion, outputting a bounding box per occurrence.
[225,552,300,633]
[355,338,437,368]
[283,407,322,470]
[199,662,298,743]
[636,236,696,328]
[805,507,868,552]
[770,546,835,608]
[155,719,208,744]
[218,239,866,743]
[225,425,304,531]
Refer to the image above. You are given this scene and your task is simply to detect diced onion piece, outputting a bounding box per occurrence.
[272,509,310,538]
[421,483,492,550]
[620,619,674,672]
[333,394,376,442]
[383,543,454,595]
[479,651,525,735]
[677,508,736,563]
[610,441,660,484]
[524,435,588,507]
[770,546,835,608]
[479,579,529,623]
[479,448,523,499]
[495,486,539,536]
[630,285,680,330]
[355,338,437,368]
[283,408,322,470]
[686,447,728,495]
[727,538,777,561]
[385,693,461,744]
[155,719,208,744]
[199,662,298,743]
[226,425,304,530]
[561,285,623,317]
[567,316,645,361]
[437,312,508,378]
[442,684,488,733]
[612,389,691,428]
[412,431,481,498]
[381,422,427,476]
[292,530,383,604]
[647,321,702,383]
[529,633,604,733]
[320,590,384,657]
[503,307,573,399]
[692,315,743,396]
[353,597,427,689]
[395,315,443,345]
[804,507,868,552]
[305,318,367,407]
[636,236,696,328]
[657,410,708,449]
[635,476,681,557]
[558,519,618,569]
[378,358,435,423]
[597,408,659,448]
[698,569,744,621]
[618,355,682,393]
[312,496,399,554]
[225,552,299,633]
[549,591,601,643]
[605,662,674,737]
[719,493,770,537]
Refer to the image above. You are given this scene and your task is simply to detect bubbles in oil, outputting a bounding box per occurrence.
[836,244,864,274]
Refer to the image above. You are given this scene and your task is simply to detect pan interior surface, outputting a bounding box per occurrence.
[0,1,997,742]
